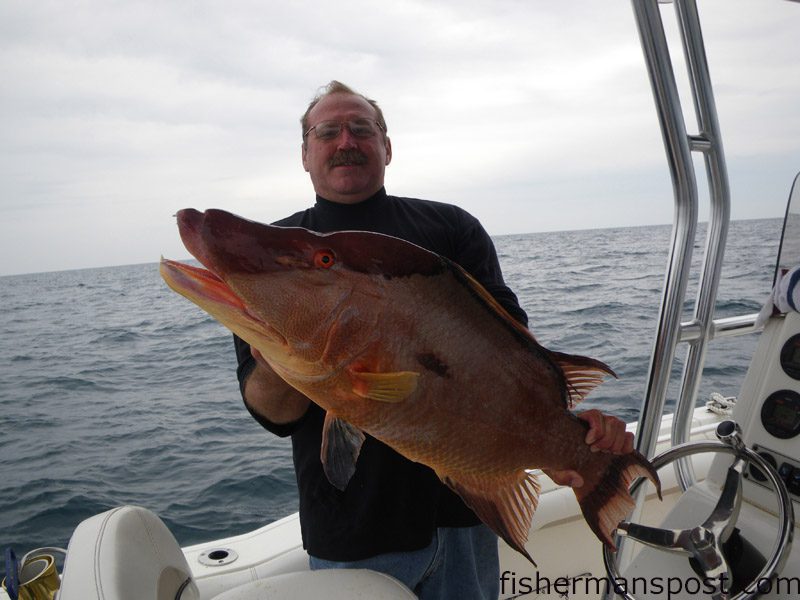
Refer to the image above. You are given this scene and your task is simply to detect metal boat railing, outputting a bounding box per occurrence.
[601,2,748,593]
[631,0,735,492]
[603,2,791,595]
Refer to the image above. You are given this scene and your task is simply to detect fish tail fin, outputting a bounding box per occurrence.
[549,350,617,408]
[442,470,541,566]
[573,451,661,549]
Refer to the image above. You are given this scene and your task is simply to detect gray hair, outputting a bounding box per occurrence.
[301,80,388,143]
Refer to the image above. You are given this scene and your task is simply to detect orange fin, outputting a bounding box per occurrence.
[550,350,617,408]
[350,370,420,402]
[573,451,661,549]
[442,470,541,566]
[320,412,366,491]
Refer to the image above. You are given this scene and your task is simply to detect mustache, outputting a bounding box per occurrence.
[329,149,368,167]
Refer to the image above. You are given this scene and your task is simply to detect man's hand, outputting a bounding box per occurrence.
[579,409,635,455]
[544,409,635,489]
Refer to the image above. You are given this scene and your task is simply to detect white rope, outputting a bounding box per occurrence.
[706,391,736,415]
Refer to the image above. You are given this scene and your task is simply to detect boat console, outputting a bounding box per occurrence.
[735,312,800,516]
[732,184,800,516]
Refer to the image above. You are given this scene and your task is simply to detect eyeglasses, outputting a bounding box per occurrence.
[303,118,385,141]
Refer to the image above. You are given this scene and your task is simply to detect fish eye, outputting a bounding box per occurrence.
[314,250,336,268]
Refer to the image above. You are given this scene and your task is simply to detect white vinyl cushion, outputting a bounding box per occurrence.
[58,506,199,600]
[212,569,416,600]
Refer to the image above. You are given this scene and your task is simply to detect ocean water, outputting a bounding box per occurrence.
[0,218,783,562]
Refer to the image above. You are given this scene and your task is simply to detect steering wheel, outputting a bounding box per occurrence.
[603,421,794,600]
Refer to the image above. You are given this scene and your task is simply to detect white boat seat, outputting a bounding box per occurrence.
[211,569,416,600]
[58,505,199,600]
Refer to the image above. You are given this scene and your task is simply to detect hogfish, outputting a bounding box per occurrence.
[160,208,660,564]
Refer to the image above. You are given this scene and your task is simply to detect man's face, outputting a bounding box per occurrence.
[301,93,392,204]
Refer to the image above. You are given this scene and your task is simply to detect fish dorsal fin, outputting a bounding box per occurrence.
[448,257,615,409]
[550,351,617,408]
[320,413,366,491]
[445,259,537,342]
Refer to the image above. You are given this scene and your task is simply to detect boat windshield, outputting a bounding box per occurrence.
[773,171,800,286]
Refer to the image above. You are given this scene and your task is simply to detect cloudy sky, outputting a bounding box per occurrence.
[2,0,798,276]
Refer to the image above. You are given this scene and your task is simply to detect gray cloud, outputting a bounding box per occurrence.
[1,0,798,275]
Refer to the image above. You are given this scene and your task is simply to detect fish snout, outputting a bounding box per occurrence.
[176,208,321,276]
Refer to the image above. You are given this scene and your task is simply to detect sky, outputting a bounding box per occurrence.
[1,0,798,276]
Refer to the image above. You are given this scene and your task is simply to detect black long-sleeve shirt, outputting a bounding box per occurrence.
[234,187,527,561]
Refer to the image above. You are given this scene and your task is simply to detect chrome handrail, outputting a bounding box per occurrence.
[605,2,767,595]
[613,3,735,586]
[669,0,731,490]
[630,0,732,494]
[630,0,699,466]
[679,313,763,343]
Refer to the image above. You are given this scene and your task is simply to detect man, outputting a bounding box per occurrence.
[234,81,634,599]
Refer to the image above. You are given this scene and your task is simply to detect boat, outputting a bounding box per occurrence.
[4,0,800,598]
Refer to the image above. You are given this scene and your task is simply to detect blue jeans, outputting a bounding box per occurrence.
[309,524,499,599]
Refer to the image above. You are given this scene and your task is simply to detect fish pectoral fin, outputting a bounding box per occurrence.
[320,413,366,491]
[441,470,541,567]
[350,370,420,402]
